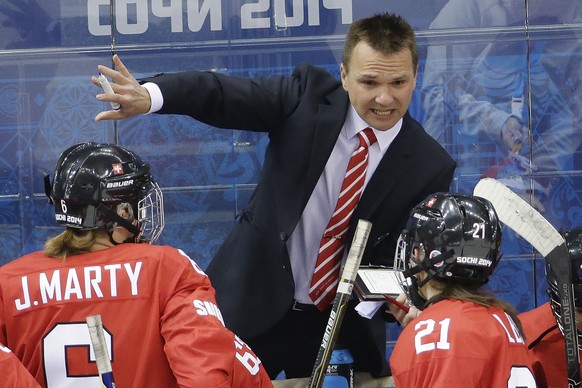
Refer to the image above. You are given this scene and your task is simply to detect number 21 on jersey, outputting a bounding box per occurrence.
[413,315,536,387]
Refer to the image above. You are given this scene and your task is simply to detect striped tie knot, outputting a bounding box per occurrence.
[358,127,377,148]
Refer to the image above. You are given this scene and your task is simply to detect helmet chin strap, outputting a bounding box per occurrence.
[404,249,455,310]
[405,276,431,310]
[93,201,141,237]
[107,222,138,245]
[81,197,142,245]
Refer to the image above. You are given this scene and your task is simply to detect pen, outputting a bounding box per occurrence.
[98,73,121,110]
[384,294,410,313]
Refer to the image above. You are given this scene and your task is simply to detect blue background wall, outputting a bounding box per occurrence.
[1,0,582,357]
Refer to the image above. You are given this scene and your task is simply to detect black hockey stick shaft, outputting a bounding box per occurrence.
[547,244,580,387]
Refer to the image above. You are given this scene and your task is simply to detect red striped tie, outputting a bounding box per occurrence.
[309,127,377,311]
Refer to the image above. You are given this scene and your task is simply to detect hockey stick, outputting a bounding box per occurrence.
[86,315,116,388]
[308,219,373,388]
[474,177,580,387]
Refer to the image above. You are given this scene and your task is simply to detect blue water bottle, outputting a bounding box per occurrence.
[323,346,354,388]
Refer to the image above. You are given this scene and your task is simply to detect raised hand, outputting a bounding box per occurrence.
[92,54,153,122]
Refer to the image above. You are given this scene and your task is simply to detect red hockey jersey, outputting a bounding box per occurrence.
[390,299,537,387]
[0,243,272,387]
[519,302,582,387]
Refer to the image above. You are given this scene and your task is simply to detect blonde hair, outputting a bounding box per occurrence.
[44,228,103,259]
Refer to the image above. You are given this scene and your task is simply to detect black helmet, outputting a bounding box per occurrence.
[547,226,582,346]
[394,192,502,309]
[46,142,164,243]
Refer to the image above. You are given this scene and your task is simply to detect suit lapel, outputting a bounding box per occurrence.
[301,88,349,206]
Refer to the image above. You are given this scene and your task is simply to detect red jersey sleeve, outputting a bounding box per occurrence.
[519,303,569,388]
[0,343,40,388]
[158,248,272,387]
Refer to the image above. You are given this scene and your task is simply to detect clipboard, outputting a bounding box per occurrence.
[354,267,403,301]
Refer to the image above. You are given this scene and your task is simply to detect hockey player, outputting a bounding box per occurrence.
[519,226,582,387]
[0,142,272,387]
[389,193,537,387]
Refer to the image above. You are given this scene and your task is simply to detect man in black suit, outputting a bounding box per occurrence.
[94,12,456,382]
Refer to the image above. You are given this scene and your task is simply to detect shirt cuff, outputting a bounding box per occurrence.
[142,82,163,114]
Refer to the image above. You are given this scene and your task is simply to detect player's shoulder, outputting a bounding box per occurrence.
[147,245,208,275]
[120,244,199,266]
[425,298,471,315]
[518,301,552,322]
[0,251,47,274]
[426,299,502,332]
[412,300,476,331]
[519,302,559,343]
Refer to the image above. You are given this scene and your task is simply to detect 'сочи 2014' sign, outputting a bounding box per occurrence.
[87,0,353,35]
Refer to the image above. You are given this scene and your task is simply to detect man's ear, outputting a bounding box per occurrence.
[339,63,348,90]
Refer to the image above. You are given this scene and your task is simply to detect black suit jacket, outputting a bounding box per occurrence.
[147,62,456,376]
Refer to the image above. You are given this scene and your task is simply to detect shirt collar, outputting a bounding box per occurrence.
[344,105,403,151]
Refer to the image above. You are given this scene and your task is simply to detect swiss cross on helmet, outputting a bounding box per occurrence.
[46,142,164,244]
[394,192,502,308]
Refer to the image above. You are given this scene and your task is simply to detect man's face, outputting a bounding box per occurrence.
[340,41,417,131]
